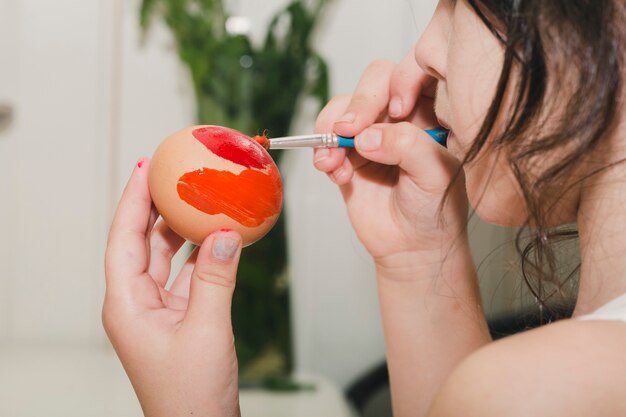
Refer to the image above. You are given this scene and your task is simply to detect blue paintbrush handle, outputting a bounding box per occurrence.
[425,129,450,145]
[337,136,356,147]
[338,129,448,147]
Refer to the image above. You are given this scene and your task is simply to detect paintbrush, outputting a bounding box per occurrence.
[255,129,449,150]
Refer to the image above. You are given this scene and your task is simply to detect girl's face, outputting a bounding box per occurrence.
[414,0,529,226]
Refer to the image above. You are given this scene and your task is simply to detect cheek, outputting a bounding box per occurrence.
[445,4,504,146]
[446,48,502,145]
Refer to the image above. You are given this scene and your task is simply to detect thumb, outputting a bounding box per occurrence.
[184,230,242,331]
[355,122,460,193]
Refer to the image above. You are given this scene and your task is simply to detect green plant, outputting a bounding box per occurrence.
[139,0,330,382]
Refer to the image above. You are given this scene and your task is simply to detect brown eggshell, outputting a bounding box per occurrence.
[148,125,283,247]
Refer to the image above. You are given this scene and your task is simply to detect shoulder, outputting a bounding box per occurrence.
[427,319,626,417]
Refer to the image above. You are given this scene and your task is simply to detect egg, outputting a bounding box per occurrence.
[148,125,283,247]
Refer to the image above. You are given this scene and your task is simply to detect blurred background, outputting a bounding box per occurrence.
[0,0,530,416]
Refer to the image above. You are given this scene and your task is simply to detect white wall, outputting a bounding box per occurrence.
[0,2,142,414]
[115,0,196,195]
[0,0,112,347]
[0,0,20,345]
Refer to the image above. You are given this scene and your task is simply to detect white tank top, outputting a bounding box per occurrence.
[576,292,626,322]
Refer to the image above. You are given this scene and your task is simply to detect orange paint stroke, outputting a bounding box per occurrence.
[177,167,282,227]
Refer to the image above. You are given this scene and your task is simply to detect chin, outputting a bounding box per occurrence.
[463,153,530,227]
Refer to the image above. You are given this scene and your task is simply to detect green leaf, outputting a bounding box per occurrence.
[139,0,157,29]
[309,53,330,104]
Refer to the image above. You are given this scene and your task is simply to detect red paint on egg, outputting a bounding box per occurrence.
[192,126,270,170]
[177,167,282,228]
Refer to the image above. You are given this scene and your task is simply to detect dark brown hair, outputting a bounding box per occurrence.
[456,0,625,318]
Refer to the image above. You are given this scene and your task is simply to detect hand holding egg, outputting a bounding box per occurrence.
[148,125,283,247]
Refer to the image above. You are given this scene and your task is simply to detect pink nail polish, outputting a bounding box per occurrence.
[212,236,239,261]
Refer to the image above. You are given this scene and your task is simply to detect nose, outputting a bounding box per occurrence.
[413,7,448,81]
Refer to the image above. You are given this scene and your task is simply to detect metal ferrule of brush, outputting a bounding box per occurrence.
[269,133,339,149]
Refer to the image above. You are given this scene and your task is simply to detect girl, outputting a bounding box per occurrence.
[104,0,626,416]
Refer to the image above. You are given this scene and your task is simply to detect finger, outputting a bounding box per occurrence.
[147,220,186,288]
[168,246,199,298]
[388,50,436,120]
[330,148,377,186]
[355,123,460,192]
[315,94,352,133]
[313,147,348,175]
[333,60,396,138]
[182,230,242,332]
[159,288,189,311]
[314,95,352,173]
[329,155,355,185]
[105,158,152,291]
[146,204,159,237]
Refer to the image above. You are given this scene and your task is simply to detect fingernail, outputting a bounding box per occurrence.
[212,235,239,261]
[389,97,403,118]
[357,128,383,151]
[314,148,330,163]
[336,112,356,124]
